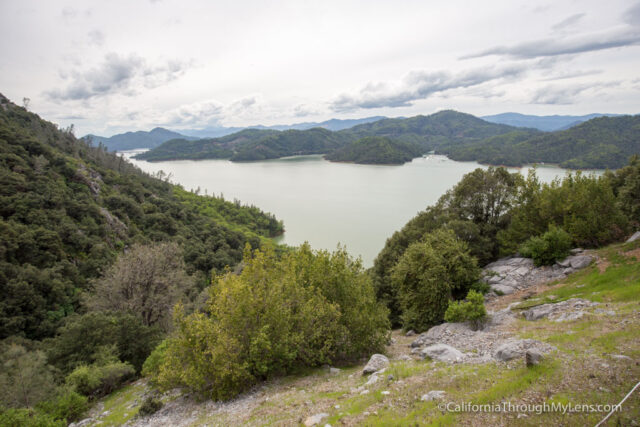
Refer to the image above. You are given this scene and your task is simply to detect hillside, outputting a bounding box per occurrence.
[84,127,198,151]
[325,136,423,165]
[78,240,640,426]
[447,115,640,169]
[0,93,282,339]
[137,111,524,164]
[482,112,622,132]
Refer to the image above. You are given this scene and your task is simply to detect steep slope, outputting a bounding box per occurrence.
[325,136,423,165]
[447,115,640,169]
[0,93,282,339]
[482,112,622,131]
[84,127,198,151]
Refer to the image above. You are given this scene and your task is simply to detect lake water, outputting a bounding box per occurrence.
[124,152,601,267]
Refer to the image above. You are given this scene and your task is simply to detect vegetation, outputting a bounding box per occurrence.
[325,136,423,165]
[390,229,480,331]
[519,225,572,266]
[444,290,487,329]
[148,244,389,400]
[447,115,640,169]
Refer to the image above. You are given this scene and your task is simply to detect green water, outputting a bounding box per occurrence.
[125,153,600,267]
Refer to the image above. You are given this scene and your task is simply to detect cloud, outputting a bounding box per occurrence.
[530,81,620,104]
[162,99,225,127]
[330,63,533,112]
[46,53,190,101]
[540,69,603,81]
[552,13,585,31]
[625,1,640,26]
[88,30,105,47]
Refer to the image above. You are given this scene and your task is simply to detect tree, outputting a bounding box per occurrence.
[0,344,57,408]
[85,242,192,330]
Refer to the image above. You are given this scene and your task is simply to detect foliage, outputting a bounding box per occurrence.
[141,340,168,382]
[0,408,65,427]
[35,390,88,423]
[519,225,573,266]
[0,344,57,408]
[444,290,487,329]
[446,115,640,169]
[86,242,192,330]
[0,93,282,339]
[65,361,135,398]
[152,244,389,400]
[45,311,162,374]
[137,396,163,417]
[325,136,423,165]
[372,167,520,325]
[390,229,480,332]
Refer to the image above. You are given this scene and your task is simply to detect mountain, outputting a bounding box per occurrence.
[482,112,623,132]
[325,136,423,165]
[177,116,386,138]
[83,127,198,151]
[0,93,282,339]
[447,115,640,169]
[138,111,524,164]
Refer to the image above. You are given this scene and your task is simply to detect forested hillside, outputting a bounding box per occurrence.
[0,93,282,340]
[325,136,423,164]
[446,115,640,169]
[85,128,197,151]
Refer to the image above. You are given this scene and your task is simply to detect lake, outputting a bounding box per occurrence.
[124,152,601,267]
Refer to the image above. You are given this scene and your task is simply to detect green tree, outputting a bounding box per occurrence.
[0,344,57,408]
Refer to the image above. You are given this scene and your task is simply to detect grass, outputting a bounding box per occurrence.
[95,381,146,426]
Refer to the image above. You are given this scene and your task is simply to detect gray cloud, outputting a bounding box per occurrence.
[625,1,640,26]
[530,81,620,104]
[540,69,603,81]
[88,30,105,47]
[552,13,585,31]
[46,53,189,101]
[330,63,531,112]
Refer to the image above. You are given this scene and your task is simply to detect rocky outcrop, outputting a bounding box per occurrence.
[521,298,599,322]
[421,390,445,401]
[482,252,593,296]
[420,344,465,363]
[493,339,551,362]
[362,354,389,375]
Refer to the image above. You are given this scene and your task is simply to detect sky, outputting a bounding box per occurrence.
[1,0,639,136]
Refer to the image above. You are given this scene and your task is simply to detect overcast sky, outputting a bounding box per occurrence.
[1,0,639,136]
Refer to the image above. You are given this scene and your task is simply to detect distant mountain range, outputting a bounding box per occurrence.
[481,112,624,132]
[84,127,199,152]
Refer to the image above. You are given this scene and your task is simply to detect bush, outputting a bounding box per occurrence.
[137,396,163,417]
[152,244,389,400]
[0,408,64,427]
[519,225,572,266]
[444,290,487,330]
[65,361,135,397]
[35,390,88,423]
[390,229,480,332]
[141,340,168,383]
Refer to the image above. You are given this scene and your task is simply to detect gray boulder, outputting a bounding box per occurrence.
[304,413,329,426]
[522,298,598,322]
[421,390,446,401]
[525,349,544,366]
[494,339,545,362]
[421,344,465,363]
[626,231,640,243]
[362,354,389,375]
[491,284,515,295]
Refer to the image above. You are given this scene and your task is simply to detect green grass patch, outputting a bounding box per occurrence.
[96,382,145,426]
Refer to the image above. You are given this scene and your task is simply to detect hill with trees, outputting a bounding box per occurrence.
[446,115,640,169]
[84,127,198,151]
[325,136,423,165]
[481,112,622,131]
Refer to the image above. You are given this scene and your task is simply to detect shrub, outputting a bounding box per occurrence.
[65,361,135,397]
[519,225,572,266]
[141,340,168,383]
[444,290,487,329]
[390,229,480,332]
[0,408,64,427]
[137,396,163,417]
[152,244,389,400]
[35,390,88,423]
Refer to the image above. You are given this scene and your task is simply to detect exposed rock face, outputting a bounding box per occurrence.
[521,298,599,322]
[526,349,544,366]
[494,339,550,362]
[482,253,593,296]
[420,344,465,363]
[362,354,389,375]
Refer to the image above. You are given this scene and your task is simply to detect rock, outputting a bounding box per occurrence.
[570,248,584,255]
[522,298,598,321]
[387,374,395,381]
[421,344,465,363]
[525,349,544,366]
[381,390,390,395]
[420,390,445,401]
[611,354,632,361]
[626,231,640,243]
[563,267,574,275]
[396,354,413,361]
[570,255,593,269]
[491,284,515,295]
[304,413,329,426]
[362,354,389,375]
[329,367,341,375]
[365,373,379,386]
[488,275,503,284]
[69,419,94,427]
[494,339,546,362]
[406,330,416,336]
[360,389,370,395]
